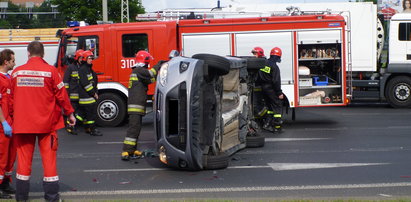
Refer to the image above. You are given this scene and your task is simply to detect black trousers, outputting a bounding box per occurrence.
[122,114,142,153]
[261,84,283,128]
[77,102,97,129]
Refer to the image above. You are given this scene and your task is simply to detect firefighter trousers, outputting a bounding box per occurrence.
[77,102,97,129]
[261,84,283,130]
[15,132,59,201]
[122,114,142,153]
[0,133,16,184]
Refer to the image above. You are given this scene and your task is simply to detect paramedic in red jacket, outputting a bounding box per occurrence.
[12,41,75,202]
[0,49,16,199]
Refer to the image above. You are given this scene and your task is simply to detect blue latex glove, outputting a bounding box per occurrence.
[2,120,12,137]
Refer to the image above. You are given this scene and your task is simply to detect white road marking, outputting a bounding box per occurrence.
[84,163,389,173]
[268,163,389,171]
[84,168,167,172]
[27,182,411,197]
[265,138,330,142]
[97,140,154,144]
[379,194,393,197]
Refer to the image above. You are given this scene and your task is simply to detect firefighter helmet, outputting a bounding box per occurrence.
[82,50,94,61]
[135,50,154,65]
[251,47,265,57]
[270,47,282,57]
[74,49,84,60]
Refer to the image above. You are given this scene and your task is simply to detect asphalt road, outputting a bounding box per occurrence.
[20,103,411,201]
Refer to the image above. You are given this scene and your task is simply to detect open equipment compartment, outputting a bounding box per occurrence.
[297,30,344,106]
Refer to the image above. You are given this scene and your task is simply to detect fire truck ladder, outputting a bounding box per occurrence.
[342,11,353,100]
[136,6,336,21]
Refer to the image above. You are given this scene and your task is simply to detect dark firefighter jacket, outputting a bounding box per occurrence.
[256,55,282,96]
[63,62,81,101]
[78,62,98,105]
[128,63,161,115]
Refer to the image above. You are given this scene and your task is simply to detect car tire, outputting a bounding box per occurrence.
[385,76,411,108]
[246,135,265,148]
[192,54,230,76]
[96,92,127,127]
[203,154,229,170]
[245,57,266,70]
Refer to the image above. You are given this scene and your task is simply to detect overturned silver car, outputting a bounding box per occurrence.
[154,53,265,170]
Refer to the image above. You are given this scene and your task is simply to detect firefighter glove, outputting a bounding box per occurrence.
[2,120,12,137]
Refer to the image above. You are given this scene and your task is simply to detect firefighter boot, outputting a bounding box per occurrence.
[130,150,143,159]
[121,151,130,161]
[43,181,60,202]
[0,178,16,194]
[15,179,30,201]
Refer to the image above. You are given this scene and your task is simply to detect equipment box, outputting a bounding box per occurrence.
[312,76,328,86]
[299,78,312,87]
[299,96,322,105]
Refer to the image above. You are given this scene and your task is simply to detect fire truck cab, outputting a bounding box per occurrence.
[56,12,348,127]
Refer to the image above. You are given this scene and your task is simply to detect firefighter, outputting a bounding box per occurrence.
[77,50,102,136]
[251,46,265,58]
[63,49,84,135]
[256,47,284,133]
[0,49,16,199]
[12,41,75,202]
[121,50,162,161]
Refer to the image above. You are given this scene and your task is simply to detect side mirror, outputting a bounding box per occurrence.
[169,50,179,59]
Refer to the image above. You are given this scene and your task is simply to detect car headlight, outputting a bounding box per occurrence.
[159,62,169,87]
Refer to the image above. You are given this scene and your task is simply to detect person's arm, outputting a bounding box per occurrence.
[0,85,12,136]
[52,68,75,120]
[78,67,97,97]
[63,65,72,90]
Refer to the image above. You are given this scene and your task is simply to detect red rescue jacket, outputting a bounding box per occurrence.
[11,57,74,134]
[0,73,13,134]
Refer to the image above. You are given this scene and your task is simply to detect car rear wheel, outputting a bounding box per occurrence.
[203,154,229,170]
[192,54,230,76]
[245,57,266,70]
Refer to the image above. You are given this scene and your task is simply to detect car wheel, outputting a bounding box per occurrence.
[385,76,411,108]
[203,154,229,170]
[245,57,266,70]
[246,135,265,148]
[192,54,230,76]
[96,92,127,127]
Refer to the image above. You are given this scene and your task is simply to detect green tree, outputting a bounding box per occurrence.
[49,0,145,24]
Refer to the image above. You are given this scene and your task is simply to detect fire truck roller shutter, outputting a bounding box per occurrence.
[192,54,230,76]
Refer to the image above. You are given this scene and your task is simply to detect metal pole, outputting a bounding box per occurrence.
[103,0,108,22]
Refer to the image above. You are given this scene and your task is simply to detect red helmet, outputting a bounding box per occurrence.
[74,49,84,60]
[82,50,94,61]
[270,47,282,57]
[135,50,153,65]
[251,47,265,57]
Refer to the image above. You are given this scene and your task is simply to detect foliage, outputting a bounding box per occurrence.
[0,0,145,28]
[49,0,145,24]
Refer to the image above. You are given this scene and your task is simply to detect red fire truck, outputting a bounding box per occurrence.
[56,12,348,126]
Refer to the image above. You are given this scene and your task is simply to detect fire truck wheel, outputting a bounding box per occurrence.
[96,93,127,127]
[192,54,230,76]
[385,76,411,108]
[245,57,266,70]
